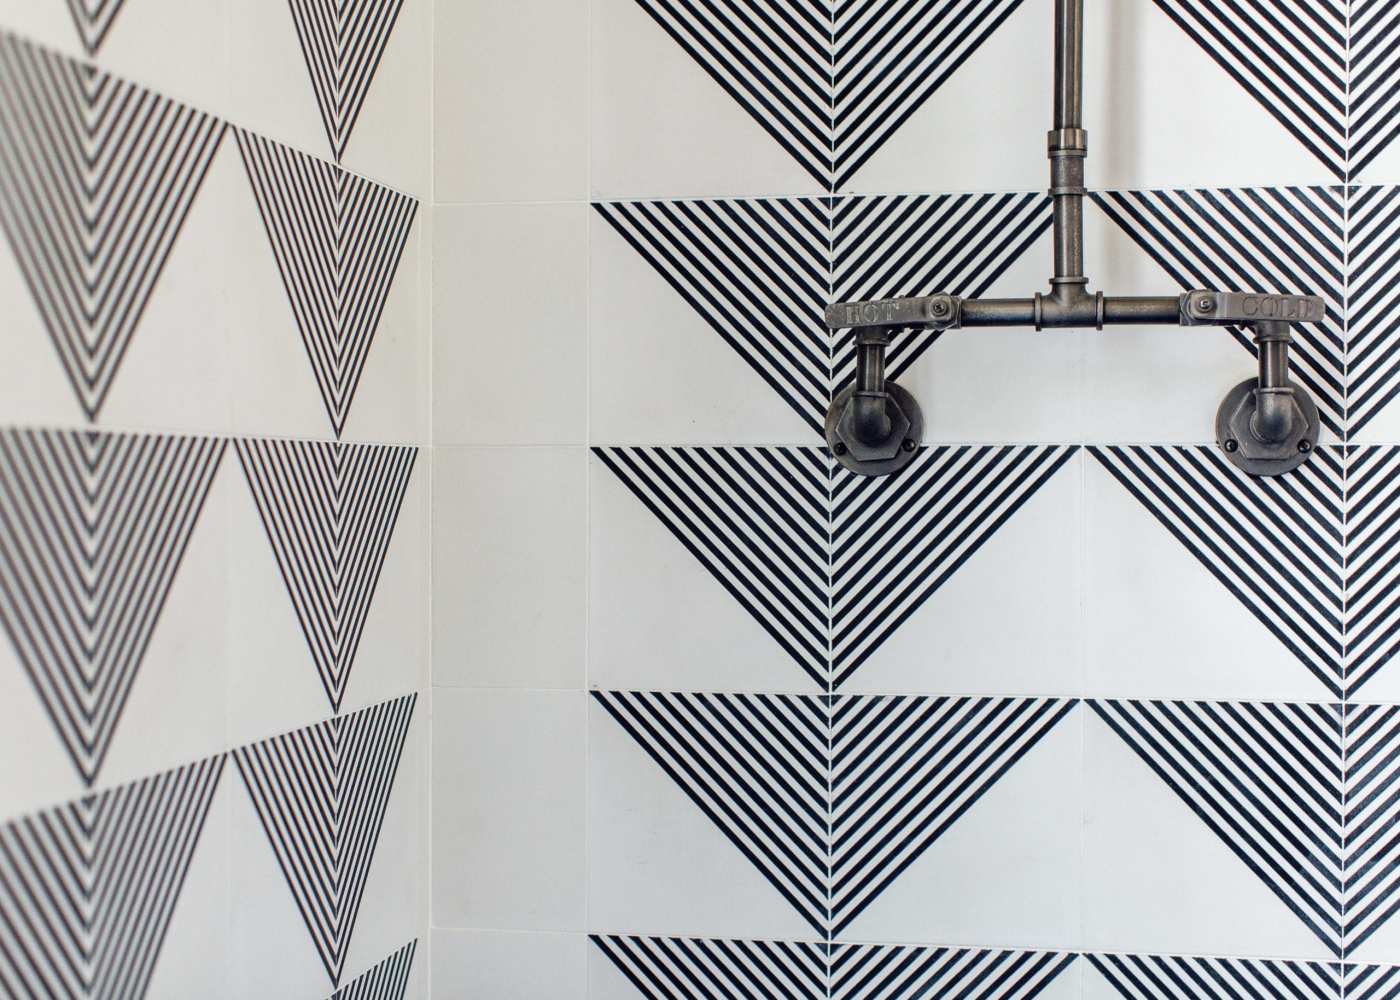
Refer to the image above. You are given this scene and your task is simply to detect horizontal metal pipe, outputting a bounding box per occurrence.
[958,295,1183,329]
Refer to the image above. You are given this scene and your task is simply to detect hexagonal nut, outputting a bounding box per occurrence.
[835,393,912,461]
[1226,390,1304,460]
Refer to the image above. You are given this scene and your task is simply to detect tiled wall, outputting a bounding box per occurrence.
[0,2,430,998]
[429,0,1400,998]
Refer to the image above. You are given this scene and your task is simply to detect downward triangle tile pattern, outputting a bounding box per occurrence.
[63,0,130,56]
[235,438,417,713]
[627,0,1028,190]
[234,694,416,988]
[328,940,417,1000]
[597,446,1076,689]
[0,430,226,786]
[287,0,408,163]
[1092,186,1347,437]
[597,193,1051,436]
[1087,952,1343,999]
[236,130,418,438]
[1344,447,1400,696]
[0,33,226,421]
[594,691,1076,938]
[0,755,224,1000]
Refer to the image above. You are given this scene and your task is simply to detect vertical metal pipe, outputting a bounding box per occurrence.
[1053,0,1083,130]
[1049,0,1087,298]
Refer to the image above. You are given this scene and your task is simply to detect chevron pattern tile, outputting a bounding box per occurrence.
[0,33,226,422]
[288,0,408,163]
[63,0,129,56]
[236,438,417,712]
[0,429,226,785]
[236,131,418,438]
[0,755,224,999]
[595,690,1076,938]
[234,694,416,987]
[597,445,1076,689]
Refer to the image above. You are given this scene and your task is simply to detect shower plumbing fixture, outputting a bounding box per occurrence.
[824,0,1325,479]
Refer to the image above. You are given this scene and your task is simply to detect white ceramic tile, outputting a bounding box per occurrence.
[838,709,1083,949]
[590,0,823,200]
[432,929,587,1000]
[587,695,816,940]
[842,452,1083,697]
[1082,707,1333,960]
[1082,455,1336,702]
[432,688,587,931]
[589,210,819,446]
[432,447,587,690]
[435,0,588,203]
[434,205,588,446]
[588,452,822,695]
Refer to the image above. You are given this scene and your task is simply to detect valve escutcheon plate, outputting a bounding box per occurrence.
[1214,378,1320,477]
[826,382,924,477]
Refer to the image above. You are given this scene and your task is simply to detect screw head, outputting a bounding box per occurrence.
[902,438,916,452]
[1298,439,1312,453]
[1224,438,1239,453]
[1196,295,1216,313]
[834,442,848,456]
[928,298,950,318]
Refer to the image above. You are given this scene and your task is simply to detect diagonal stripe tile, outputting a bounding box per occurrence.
[288,0,408,163]
[236,438,417,713]
[1345,961,1400,998]
[1092,187,1346,436]
[828,695,1077,934]
[1349,1,1400,180]
[1146,0,1349,179]
[595,198,834,434]
[830,192,1053,389]
[591,933,829,999]
[1091,446,1346,696]
[595,447,833,687]
[1343,703,1400,955]
[236,131,418,438]
[0,430,226,785]
[0,33,227,421]
[829,944,1077,1000]
[1091,699,1345,955]
[593,691,834,934]
[1346,187,1400,437]
[234,694,416,987]
[328,940,417,1000]
[624,0,834,187]
[64,0,130,56]
[832,0,1029,189]
[0,755,224,999]
[830,445,1077,687]
[1087,952,1341,999]
[1344,448,1400,696]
